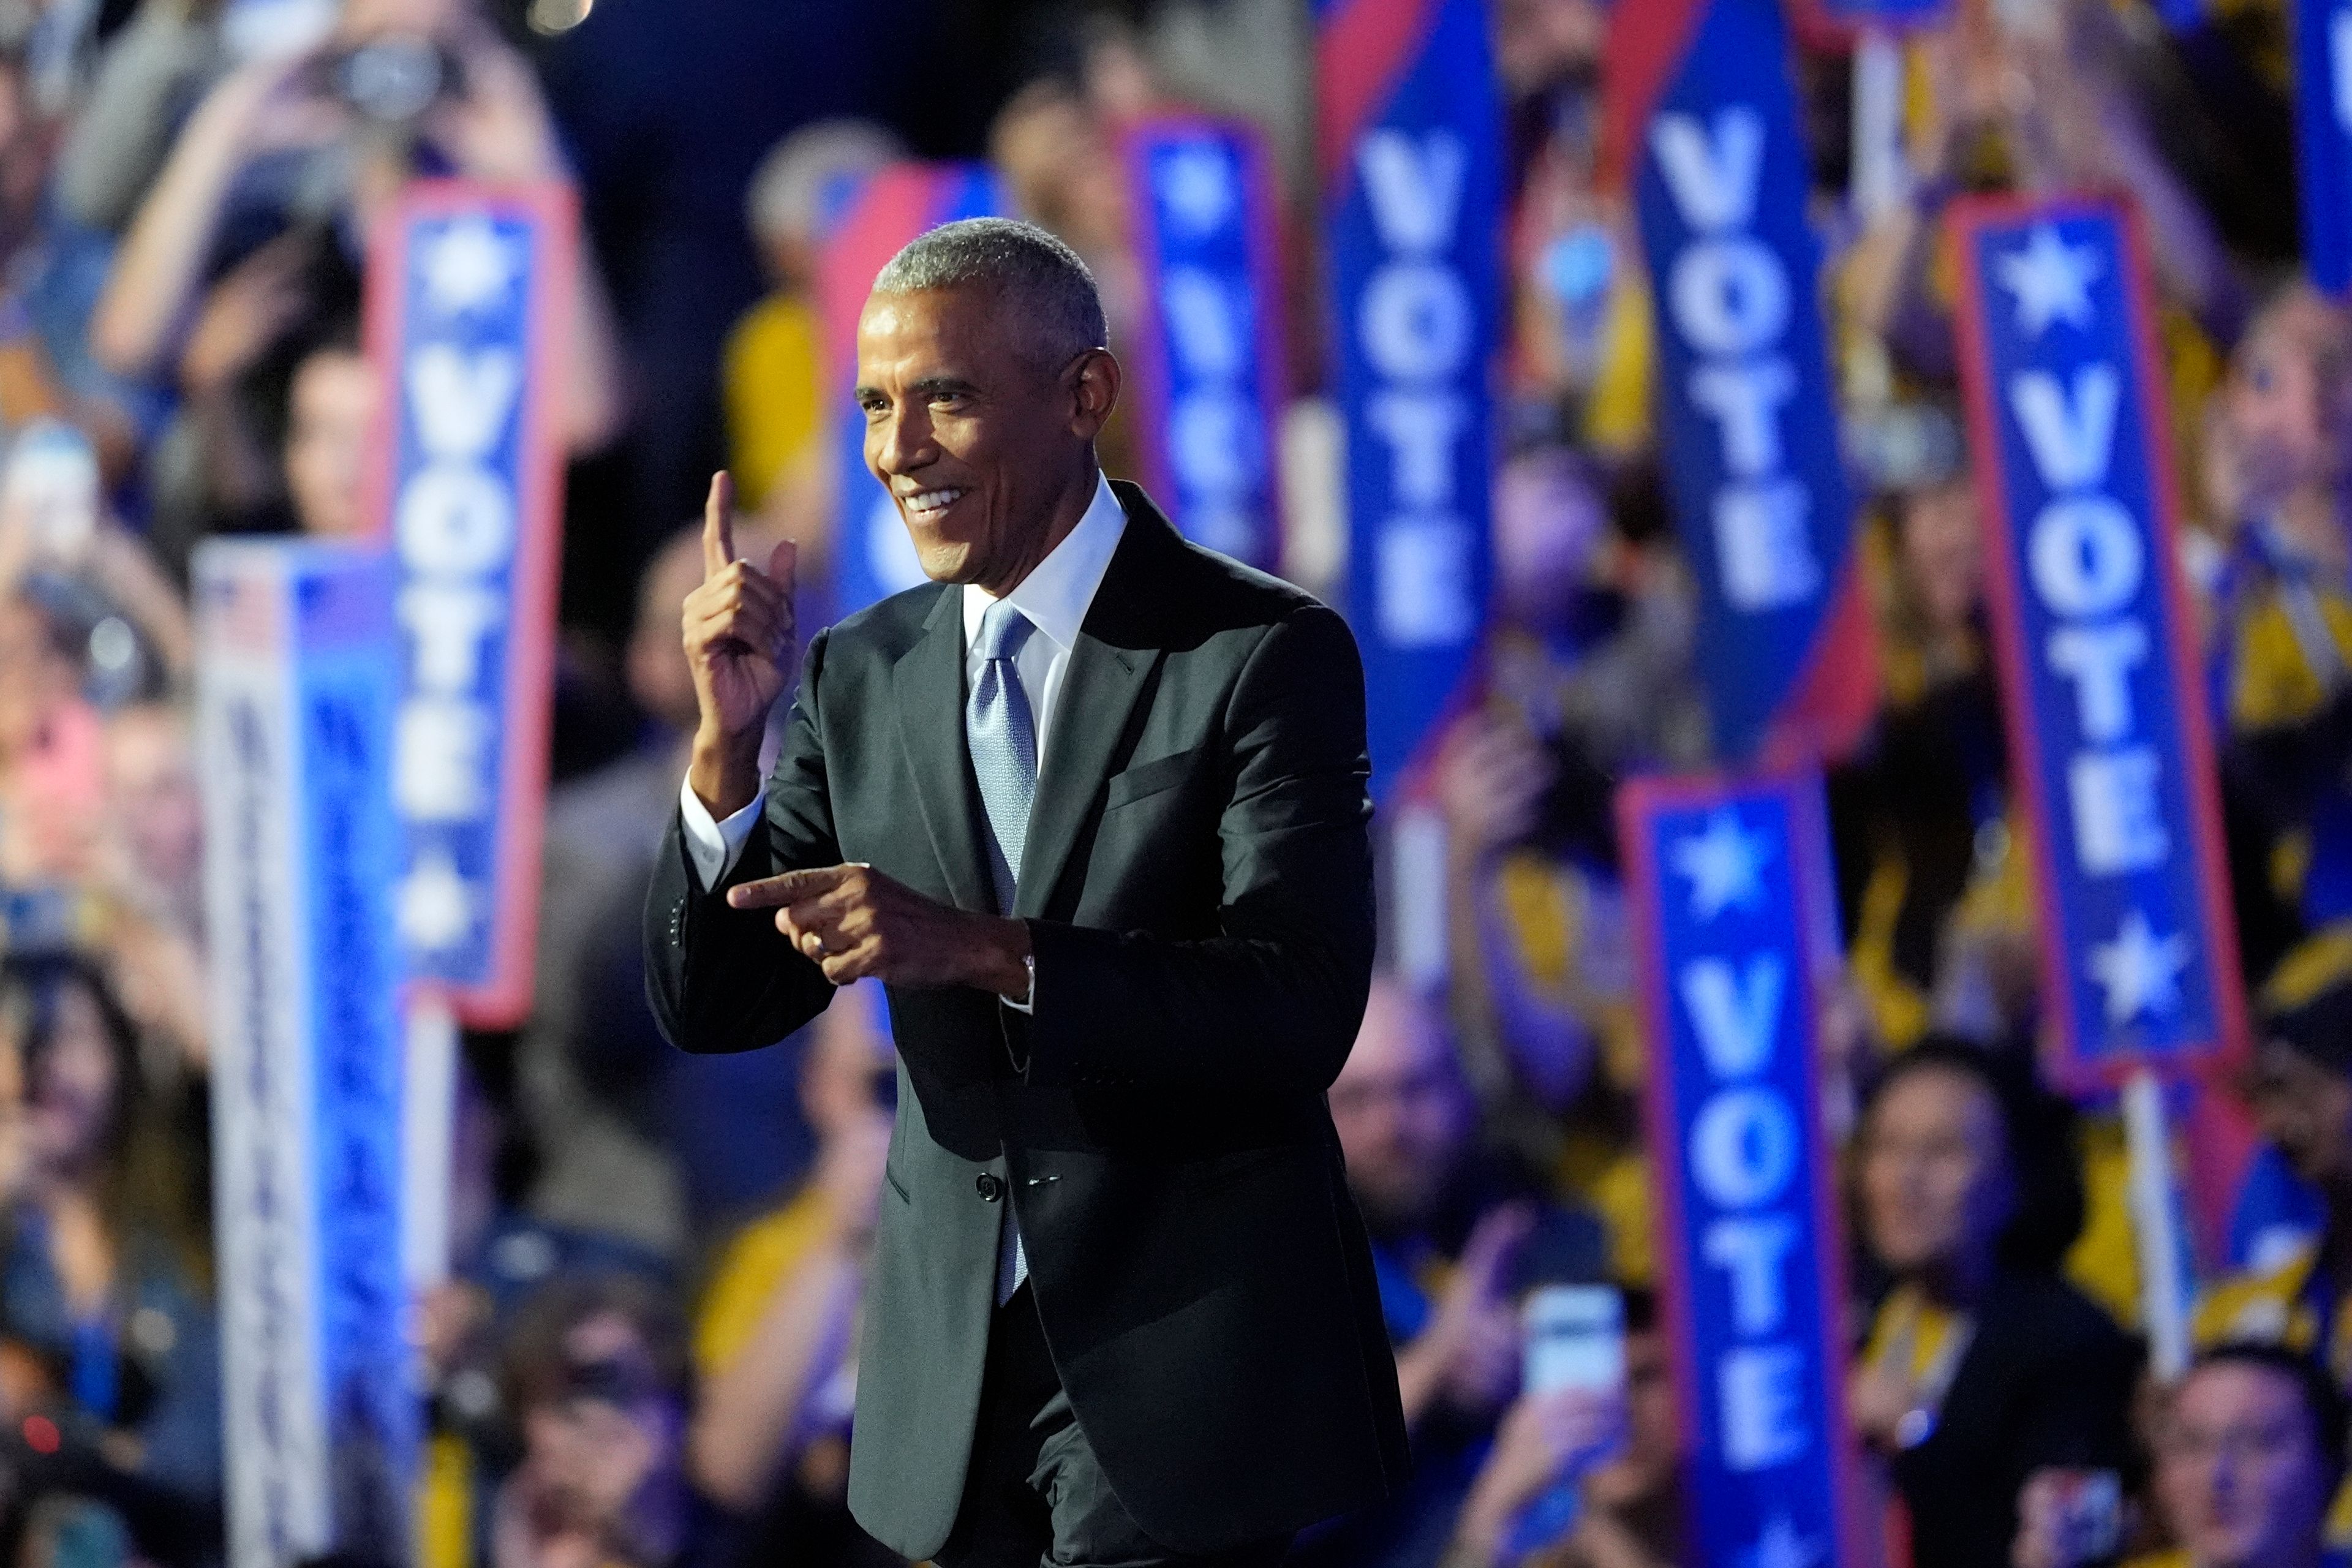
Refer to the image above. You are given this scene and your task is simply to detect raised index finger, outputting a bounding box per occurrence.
[702,470,737,579]
[728,863,855,910]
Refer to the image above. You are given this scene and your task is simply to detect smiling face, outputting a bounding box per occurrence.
[853,285,1118,595]
[1858,1064,2014,1281]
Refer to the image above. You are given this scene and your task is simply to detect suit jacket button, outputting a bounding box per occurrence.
[976,1174,1004,1202]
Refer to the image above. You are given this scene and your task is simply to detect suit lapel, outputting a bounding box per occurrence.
[1015,489,1172,919]
[892,587,996,914]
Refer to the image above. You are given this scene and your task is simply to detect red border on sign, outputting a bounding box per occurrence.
[1117,115,1291,570]
[1616,767,1869,1568]
[361,177,579,1030]
[1945,190,2250,1094]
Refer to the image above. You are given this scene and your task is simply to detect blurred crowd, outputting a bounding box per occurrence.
[0,0,2348,1564]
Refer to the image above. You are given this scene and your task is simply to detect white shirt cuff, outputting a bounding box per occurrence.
[679,778,764,889]
[999,954,1034,1014]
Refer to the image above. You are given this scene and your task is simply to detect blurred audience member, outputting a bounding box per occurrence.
[89,0,621,448]
[1437,451,1694,1281]
[492,1272,704,1568]
[0,956,217,1510]
[2019,1344,2346,1568]
[1298,979,1604,1568]
[1442,1286,1679,1568]
[0,586,105,886]
[689,981,894,1566]
[725,118,900,516]
[1849,1039,2135,1568]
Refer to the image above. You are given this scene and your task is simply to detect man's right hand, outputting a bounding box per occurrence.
[684,470,796,820]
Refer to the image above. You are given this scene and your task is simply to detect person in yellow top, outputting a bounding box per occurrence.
[2014,1344,2348,1568]
[723,120,904,514]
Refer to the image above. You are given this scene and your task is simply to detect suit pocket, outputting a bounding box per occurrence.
[1103,748,1194,810]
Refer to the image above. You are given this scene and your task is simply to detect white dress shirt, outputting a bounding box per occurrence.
[677,471,1129,891]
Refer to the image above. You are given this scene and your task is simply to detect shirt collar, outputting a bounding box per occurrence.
[962,472,1126,655]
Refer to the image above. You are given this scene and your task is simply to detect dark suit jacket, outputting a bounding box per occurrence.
[644,483,1411,1558]
[1888,1270,2136,1568]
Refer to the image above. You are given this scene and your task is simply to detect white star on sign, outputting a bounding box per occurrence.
[1741,1515,1823,1568]
[1994,225,2101,337]
[1670,809,1768,921]
[2087,908,2192,1025]
[1159,145,1236,236]
[420,217,516,318]
[398,850,475,952]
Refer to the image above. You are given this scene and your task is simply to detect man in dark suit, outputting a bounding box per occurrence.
[643,217,1408,1566]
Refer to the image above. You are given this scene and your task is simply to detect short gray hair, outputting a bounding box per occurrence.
[870,217,1108,364]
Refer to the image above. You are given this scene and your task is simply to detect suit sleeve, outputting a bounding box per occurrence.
[643,629,844,1054]
[1017,605,1376,1097]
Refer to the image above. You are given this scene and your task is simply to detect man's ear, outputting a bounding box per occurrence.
[1067,348,1121,439]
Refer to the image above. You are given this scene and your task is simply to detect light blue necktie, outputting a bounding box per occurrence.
[967,597,1035,1299]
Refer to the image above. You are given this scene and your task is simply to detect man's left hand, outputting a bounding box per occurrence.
[728,864,1031,997]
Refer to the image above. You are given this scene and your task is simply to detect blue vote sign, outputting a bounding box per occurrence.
[1122,116,1287,568]
[1618,768,1865,1568]
[1318,0,1501,801]
[363,179,577,1027]
[2299,0,2352,293]
[1614,0,1877,764]
[1948,194,2248,1084]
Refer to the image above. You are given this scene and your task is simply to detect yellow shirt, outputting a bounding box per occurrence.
[721,293,825,514]
[696,1184,835,1378]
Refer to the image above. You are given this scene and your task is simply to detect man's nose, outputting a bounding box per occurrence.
[876,407,934,476]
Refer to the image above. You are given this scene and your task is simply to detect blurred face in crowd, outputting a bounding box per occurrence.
[2154,1360,2333,1568]
[519,1310,682,1550]
[0,597,78,761]
[107,706,201,892]
[1330,981,1471,1233]
[1858,1065,2014,1284]
[854,285,1117,594]
[21,975,122,1183]
[1494,449,1609,628]
[2248,1043,2352,1189]
[284,347,379,540]
[628,530,712,734]
[1897,478,1983,639]
[988,84,1126,258]
[2218,291,2350,514]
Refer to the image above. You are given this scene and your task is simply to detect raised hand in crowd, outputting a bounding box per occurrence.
[1396,1201,1536,1430]
[1447,1387,1626,1568]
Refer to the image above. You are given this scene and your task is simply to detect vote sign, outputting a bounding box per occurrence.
[2299,0,2352,293]
[814,162,1003,621]
[363,179,576,1027]
[1613,0,1877,764]
[1122,116,1287,568]
[195,541,413,1567]
[1948,194,2248,1083]
[1318,0,1502,801]
[1619,769,1866,1568]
